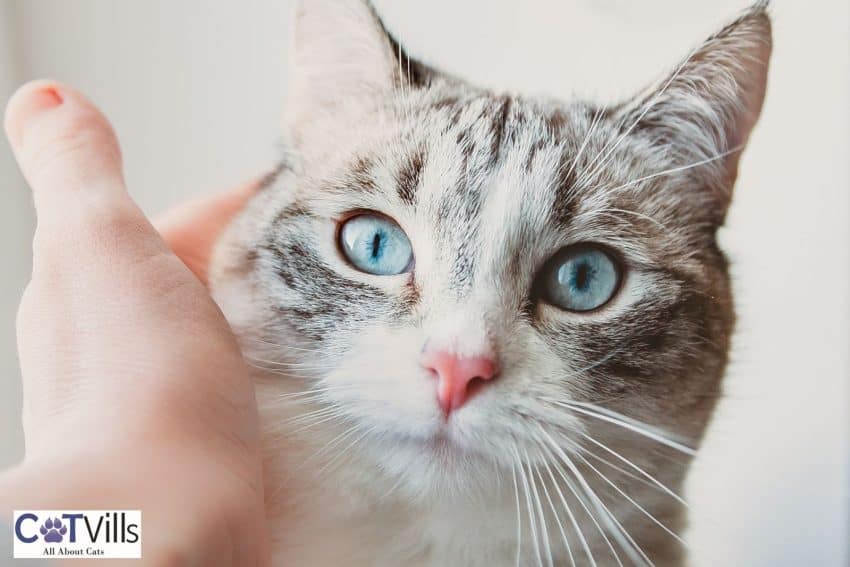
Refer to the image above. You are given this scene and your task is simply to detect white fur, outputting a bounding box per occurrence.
[210,2,772,565]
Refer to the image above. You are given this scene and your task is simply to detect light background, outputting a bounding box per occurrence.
[0,1,847,565]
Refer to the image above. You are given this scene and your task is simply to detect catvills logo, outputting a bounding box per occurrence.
[12,510,141,559]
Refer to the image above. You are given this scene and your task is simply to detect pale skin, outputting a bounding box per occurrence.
[0,80,269,565]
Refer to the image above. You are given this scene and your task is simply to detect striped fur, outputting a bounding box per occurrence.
[211,2,771,565]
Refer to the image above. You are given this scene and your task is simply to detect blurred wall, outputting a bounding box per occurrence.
[1,1,847,565]
[0,0,29,470]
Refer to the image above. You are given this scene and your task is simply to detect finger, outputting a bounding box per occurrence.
[4,80,130,220]
[155,179,258,284]
[4,82,182,275]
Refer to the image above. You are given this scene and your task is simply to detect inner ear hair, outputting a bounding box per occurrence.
[288,0,432,135]
[615,2,772,186]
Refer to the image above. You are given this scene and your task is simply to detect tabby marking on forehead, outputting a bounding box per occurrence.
[210,1,771,565]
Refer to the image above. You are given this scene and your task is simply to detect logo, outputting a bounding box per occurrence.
[39,517,67,543]
[12,510,142,559]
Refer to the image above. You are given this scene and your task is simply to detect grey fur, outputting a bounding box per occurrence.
[211,2,771,565]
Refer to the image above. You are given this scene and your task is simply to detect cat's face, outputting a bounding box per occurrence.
[212,0,770,498]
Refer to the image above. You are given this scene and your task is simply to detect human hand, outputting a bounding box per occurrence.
[1,80,268,565]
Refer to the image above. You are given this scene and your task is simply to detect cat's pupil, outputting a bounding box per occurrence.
[574,262,592,291]
[371,232,382,259]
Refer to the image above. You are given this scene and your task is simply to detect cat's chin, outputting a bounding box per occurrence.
[355,422,513,500]
[410,427,484,461]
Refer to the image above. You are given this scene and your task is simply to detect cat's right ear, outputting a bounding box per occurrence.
[616,3,771,200]
[287,0,410,136]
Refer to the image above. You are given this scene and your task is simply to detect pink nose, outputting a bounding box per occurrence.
[420,349,499,415]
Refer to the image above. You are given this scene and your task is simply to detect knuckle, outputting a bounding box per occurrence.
[29,127,107,176]
[75,200,146,242]
[29,216,124,289]
[35,198,141,251]
[25,108,121,182]
[27,245,72,298]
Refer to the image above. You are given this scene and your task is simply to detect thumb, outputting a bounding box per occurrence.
[4,80,129,223]
[4,80,179,283]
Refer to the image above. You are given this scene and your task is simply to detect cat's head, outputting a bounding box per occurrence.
[212,0,770,498]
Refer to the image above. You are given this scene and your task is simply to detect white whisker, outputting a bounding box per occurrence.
[582,448,667,493]
[510,458,524,567]
[525,448,554,567]
[538,425,652,566]
[592,144,744,196]
[513,445,544,567]
[574,452,688,547]
[586,208,673,234]
[576,43,705,189]
[297,422,363,474]
[288,407,347,435]
[558,105,606,198]
[533,457,576,567]
[315,424,376,480]
[580,433,688,508]
[539,438,613,567]
[280,406,339,427]
[239,336,337,354]
[273,383,357,402]
[552,400,696,456]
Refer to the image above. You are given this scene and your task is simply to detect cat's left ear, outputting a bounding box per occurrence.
[287,0,422,136]
[619,3,771,192]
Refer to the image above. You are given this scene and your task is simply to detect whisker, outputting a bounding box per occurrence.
[576,42,705,189]
[272,383,358,402]
[592,144,744,197]
[239,336,335,354]
[538,425,652,566]
[279,406,338,427]
[583,208,673,235]
[287,407,347,435]
[513,445,544,567]
[533,458,576,567]
[510,458,524,567]
[581,448,668,494]
[273,393,337,408]
[558,105,606,199]
[559,344,631,382]
[551,400,696,456]
[539,438,614,567]
[245,362,325,381]
[314,424,375,480]
[580,433,688,509]
[245,355,340,372]
[574,452,688,547]
[296,422,363,474]
[524,448,554,567]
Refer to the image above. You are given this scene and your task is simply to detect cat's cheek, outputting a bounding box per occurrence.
[320,325,445,436]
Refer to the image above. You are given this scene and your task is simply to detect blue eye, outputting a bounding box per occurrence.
[339,213,413,276]
[539,246,621,312]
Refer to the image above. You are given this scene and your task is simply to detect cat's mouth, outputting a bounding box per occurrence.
[388,420,500,464]
[424,430,455,451]
[407,433,490,470]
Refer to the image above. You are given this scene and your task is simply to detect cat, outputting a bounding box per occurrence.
[210,1,771,565]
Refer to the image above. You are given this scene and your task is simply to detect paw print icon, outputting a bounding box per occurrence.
[39,517,68,543]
